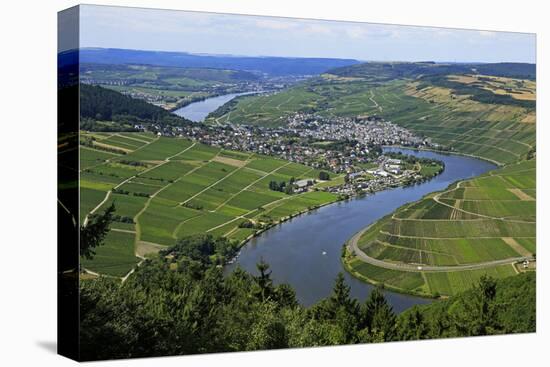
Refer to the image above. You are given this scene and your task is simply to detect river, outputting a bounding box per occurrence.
[173,92,258,122]
[225,148,497,312]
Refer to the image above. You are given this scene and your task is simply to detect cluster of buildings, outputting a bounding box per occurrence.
[153,112,431,173]
[326,156,428,196]
[144,112,439,197]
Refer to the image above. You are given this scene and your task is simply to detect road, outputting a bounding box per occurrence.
[347,227,532,273]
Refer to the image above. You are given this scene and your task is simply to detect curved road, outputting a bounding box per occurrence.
[347,227,532,273]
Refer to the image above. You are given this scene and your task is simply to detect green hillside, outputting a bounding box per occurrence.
[80,84,188,129]
[328,61,535,81]
[397,271,535,339]
[343,159,536,297]
[80,132,339,277]
[212,62,535,166]
[80,63,262,111]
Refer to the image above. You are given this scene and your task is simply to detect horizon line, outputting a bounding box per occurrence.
[76,46,536,65]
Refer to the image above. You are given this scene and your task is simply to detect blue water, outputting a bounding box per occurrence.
[173,92,257,122]
[225,148,497,312]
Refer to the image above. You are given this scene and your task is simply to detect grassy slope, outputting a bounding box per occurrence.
[344,159,536,297]
[215,63,535,166]
[80,132,339,276]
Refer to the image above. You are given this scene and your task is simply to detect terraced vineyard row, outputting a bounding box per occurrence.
[80,132,339,277]
[344,159,536,297]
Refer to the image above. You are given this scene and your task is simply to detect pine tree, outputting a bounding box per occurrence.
[80,203,115,260]
[362,286,396,341]
[397,307,428,340]
[256,259,274,301]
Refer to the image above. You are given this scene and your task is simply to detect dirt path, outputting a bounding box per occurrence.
[82,141,198,279]
[136,241,167,258]
[369,90,382,111]
[347,228,532,273]
[212,155,248,168]
[92,141,132,153]
[213,162,292,211]
[114,133,151,144]
[82,136,162,226]
[134,142,201,242]
[502,237,533,257]
[178,169,240,206]
[170,158,289,237]
[507,188,535,201]
[431,182,534,224]
[110,228,136,234]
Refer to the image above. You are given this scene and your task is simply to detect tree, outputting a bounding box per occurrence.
[80,203,115,260]
[453,275,501,336]
[396,306,428,340]
[268,180,287,192]
[284,184,294,195]
[330,273,353,310]
[163,234,239,266]
[255,259,274,301]
[318,171,330,180]
[274,283,298,309]
[246,302,288,350]
[325,273,360,319]
[362,286,396,340]
[323,273,361,343]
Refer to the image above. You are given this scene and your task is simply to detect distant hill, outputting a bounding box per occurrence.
[79,48,360,76]
[474,63,536,80]
[327,62,472,81]
[80,84,188,128]
[80,63,260,83]
[328,61,536,81]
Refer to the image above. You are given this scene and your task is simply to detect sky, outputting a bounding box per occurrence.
[78,5,536,63]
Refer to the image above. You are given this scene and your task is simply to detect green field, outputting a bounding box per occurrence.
[345,159,536,297]
[80,230,139,277]
[80,133,339,277]
[207,86,319,127]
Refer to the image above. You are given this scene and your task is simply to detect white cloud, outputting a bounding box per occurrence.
[253,18,299,30]
[79,5,536,63]
[478,30,497,37]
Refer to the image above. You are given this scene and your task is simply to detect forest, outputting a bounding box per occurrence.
[79,84,189,127]
[79,208,536,361]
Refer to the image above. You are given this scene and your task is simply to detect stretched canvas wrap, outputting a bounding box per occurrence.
[58,4,537,361]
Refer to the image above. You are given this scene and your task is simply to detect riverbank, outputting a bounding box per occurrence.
[341,152,531,299]
[228,194,347,264]
[383,144,504,167]
[226,154,445,266]
[227,148,496,310]
[341,245,439,299]
[173,91,263,122]
[168,92,222,112]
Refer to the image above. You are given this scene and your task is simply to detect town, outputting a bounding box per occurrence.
[127,112,443,198]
